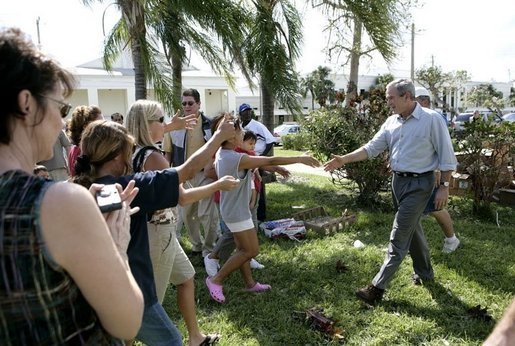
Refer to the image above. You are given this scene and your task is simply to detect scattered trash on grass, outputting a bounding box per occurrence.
[353,240,365,248]
[292,308,344,342]
[467,305,493,322]
[335,260,348,273]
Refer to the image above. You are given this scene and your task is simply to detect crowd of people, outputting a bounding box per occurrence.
[1,27,513,346]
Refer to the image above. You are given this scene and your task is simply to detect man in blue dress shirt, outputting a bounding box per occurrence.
[324,78,457,305]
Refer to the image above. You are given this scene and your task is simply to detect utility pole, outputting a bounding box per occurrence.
[410,23,414,81]
[36,17,42,50]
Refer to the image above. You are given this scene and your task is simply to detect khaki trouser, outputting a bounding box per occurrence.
[147,222,195,303]
[180,171,220,257]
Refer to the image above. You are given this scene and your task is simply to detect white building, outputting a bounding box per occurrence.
[67,53,237,120]
[65,55,513,124]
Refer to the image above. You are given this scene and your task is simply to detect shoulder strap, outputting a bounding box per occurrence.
[132,146,163,173]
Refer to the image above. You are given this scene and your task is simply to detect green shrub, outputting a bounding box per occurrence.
[301,86,391,206]
[282,131,309,151]
[458,119,515,218]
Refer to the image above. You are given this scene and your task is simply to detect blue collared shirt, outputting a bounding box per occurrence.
[363,103,457,173]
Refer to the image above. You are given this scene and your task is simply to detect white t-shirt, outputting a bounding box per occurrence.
[243,119,276,156]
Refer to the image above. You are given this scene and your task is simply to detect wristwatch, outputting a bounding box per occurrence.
[440,181,450,187]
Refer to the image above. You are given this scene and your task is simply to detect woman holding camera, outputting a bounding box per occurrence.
[0,27,143,344]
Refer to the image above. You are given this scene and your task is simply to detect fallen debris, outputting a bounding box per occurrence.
[335,260,348,273]
[293,308,345,342]
[467,305,493,322]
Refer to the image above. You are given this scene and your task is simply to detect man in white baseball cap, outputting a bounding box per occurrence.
[414,86,460,255]
[415,87,431,106]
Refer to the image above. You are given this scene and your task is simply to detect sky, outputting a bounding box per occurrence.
[1,0,515,83]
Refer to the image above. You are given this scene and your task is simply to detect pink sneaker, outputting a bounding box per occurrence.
[245,282,271,293]
[205,277,225,303]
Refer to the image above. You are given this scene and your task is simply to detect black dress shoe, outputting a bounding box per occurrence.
[356,284,384,305]
[412,273,422,286]
[412,273,434,286]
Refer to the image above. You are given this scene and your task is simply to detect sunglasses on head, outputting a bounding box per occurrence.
[233,118,241,129]
[40,95,72,118]
[182,101,196,107]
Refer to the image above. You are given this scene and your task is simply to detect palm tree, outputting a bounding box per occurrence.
[301,66,336,108]
[300,74,317,110]
[151,0,252,110]
[312,0,412,106]
[244,0,303,132]
[83,0,250,111]
[82,0,177,109]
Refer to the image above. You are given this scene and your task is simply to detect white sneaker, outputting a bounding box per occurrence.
[443,237,460,253]
[250,258,265,269]
[204,255,220,277]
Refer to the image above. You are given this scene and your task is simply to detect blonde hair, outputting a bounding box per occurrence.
[126,99,163,147]
[72,120,134,188]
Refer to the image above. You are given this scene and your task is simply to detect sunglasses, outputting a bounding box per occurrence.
[41,95,72,118]
[150,116,164,123]
[182,101,196,107]
[233,118,241,129]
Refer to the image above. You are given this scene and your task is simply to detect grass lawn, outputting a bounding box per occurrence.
[162,149,515,345]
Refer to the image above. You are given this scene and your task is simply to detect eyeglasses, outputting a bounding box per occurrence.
[40,95,72,118]
[181,101,196,107]
[150,116,164,123]
[233,118,241,129]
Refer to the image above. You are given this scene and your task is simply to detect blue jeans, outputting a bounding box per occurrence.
[136,302,182,346]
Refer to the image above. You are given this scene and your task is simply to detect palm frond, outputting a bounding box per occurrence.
[102,19,129,71]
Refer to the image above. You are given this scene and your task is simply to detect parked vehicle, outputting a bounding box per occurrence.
[273,123,301,145]
[452,113,474,132]
[501,113,515,123]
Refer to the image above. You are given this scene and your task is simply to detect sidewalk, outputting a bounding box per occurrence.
[285,163,331,178]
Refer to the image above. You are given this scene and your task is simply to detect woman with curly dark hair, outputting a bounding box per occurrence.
[67,104,103,176]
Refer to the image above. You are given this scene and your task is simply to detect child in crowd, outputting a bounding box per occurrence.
[203,131,265,277]
[33,165,50,178]
[236,131,261,229]
[205,114,320,304]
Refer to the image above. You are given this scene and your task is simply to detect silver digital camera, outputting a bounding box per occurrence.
[96,184,122,213]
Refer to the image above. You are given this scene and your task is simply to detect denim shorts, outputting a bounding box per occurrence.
[136,302,183,346]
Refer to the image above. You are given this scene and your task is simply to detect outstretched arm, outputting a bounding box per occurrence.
[238,154,320,171]
[178,175,239,205]
[163,110,197,133]
[323,147,368,172]
[175,117,236,183]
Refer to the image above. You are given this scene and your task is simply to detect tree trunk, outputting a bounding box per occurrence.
[131,39,147,101]
[345,18,362,107]
[260,79,275,133]
[121,0,147,101]
[171,52,183,111]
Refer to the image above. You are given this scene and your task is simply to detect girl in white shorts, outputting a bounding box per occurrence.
[205,114,320,303]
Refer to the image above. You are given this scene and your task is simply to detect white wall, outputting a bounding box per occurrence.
[98,89,128,117]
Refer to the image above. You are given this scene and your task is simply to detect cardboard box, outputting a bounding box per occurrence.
[292,206,356,235]
[450,172,472,196]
